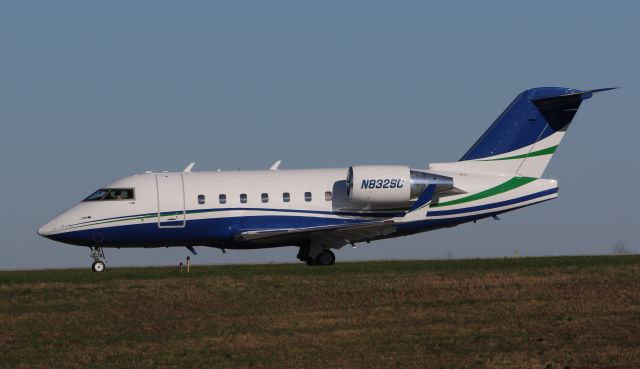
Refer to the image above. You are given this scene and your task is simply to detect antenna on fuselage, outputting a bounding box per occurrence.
[183,162,196,172]
[270,160,282,170]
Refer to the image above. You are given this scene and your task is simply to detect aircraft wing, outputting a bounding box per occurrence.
[235,220,396,248]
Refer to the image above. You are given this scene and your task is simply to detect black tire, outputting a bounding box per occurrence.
[326,250,336,265]
[315,251,335,266]
[91,261,105,272]
[306,258,316,266]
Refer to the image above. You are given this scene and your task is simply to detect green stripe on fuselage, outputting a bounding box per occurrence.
[63,208,402,231]
[432,177,537,208]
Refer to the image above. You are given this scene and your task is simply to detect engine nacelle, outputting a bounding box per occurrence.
[347,165,411,204]
[346,165,454,205]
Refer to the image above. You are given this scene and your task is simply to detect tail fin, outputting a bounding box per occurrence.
[431,87,614,177]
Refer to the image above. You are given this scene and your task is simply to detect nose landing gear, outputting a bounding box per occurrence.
[90,246,106,272]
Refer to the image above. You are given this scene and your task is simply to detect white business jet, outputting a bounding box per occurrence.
[38,87,613,271]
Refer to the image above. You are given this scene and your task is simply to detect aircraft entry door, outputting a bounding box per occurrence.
[156,174,186,228]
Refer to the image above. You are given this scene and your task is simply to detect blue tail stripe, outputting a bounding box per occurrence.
[460,87,589,161]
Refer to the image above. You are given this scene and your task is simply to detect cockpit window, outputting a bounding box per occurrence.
[84,189,109,201]
[83,188,135,201]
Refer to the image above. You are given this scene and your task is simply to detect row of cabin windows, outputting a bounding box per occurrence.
[196,191,332,205]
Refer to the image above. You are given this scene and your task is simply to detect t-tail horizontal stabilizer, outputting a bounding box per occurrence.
[430,87,617,178]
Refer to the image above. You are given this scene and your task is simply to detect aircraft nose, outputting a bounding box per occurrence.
[37,222,53,237]
[38,215,63,238]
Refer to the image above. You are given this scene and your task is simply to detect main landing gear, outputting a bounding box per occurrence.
[308,250,336,266]
[297,245,336,266]
[90,246,106,272]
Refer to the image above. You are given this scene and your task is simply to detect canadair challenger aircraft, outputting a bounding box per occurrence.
[38,87,613,272]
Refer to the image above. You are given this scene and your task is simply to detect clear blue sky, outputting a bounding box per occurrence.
[1,1,638,269]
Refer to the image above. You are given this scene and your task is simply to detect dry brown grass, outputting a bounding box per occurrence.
[1,256,639,369]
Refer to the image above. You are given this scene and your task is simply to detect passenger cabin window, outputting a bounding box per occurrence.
[83,188,135,201]
[325,191,332,201]
[240,194,247,204]
[283,192,290,202]
[219,194,227,204]
[198,195,205,205]
[261,193,269,203]
[304,192,312,202]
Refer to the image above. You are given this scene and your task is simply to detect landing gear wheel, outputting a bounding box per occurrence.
[89,246,106,272]
[91,261,105,272]
[327,250,336,265]
[315,250,335,266]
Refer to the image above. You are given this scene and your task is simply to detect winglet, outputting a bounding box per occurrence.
[183,162,196,173]
[270,160,282,170]
[186,246,197,255]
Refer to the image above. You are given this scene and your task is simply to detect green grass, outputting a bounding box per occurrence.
[1,255,639,369]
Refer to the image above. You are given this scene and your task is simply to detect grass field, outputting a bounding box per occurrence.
[1,255,639,369]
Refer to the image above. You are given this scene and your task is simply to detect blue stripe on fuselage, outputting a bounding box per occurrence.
[47,215,371,248]
[48,188,558,248]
